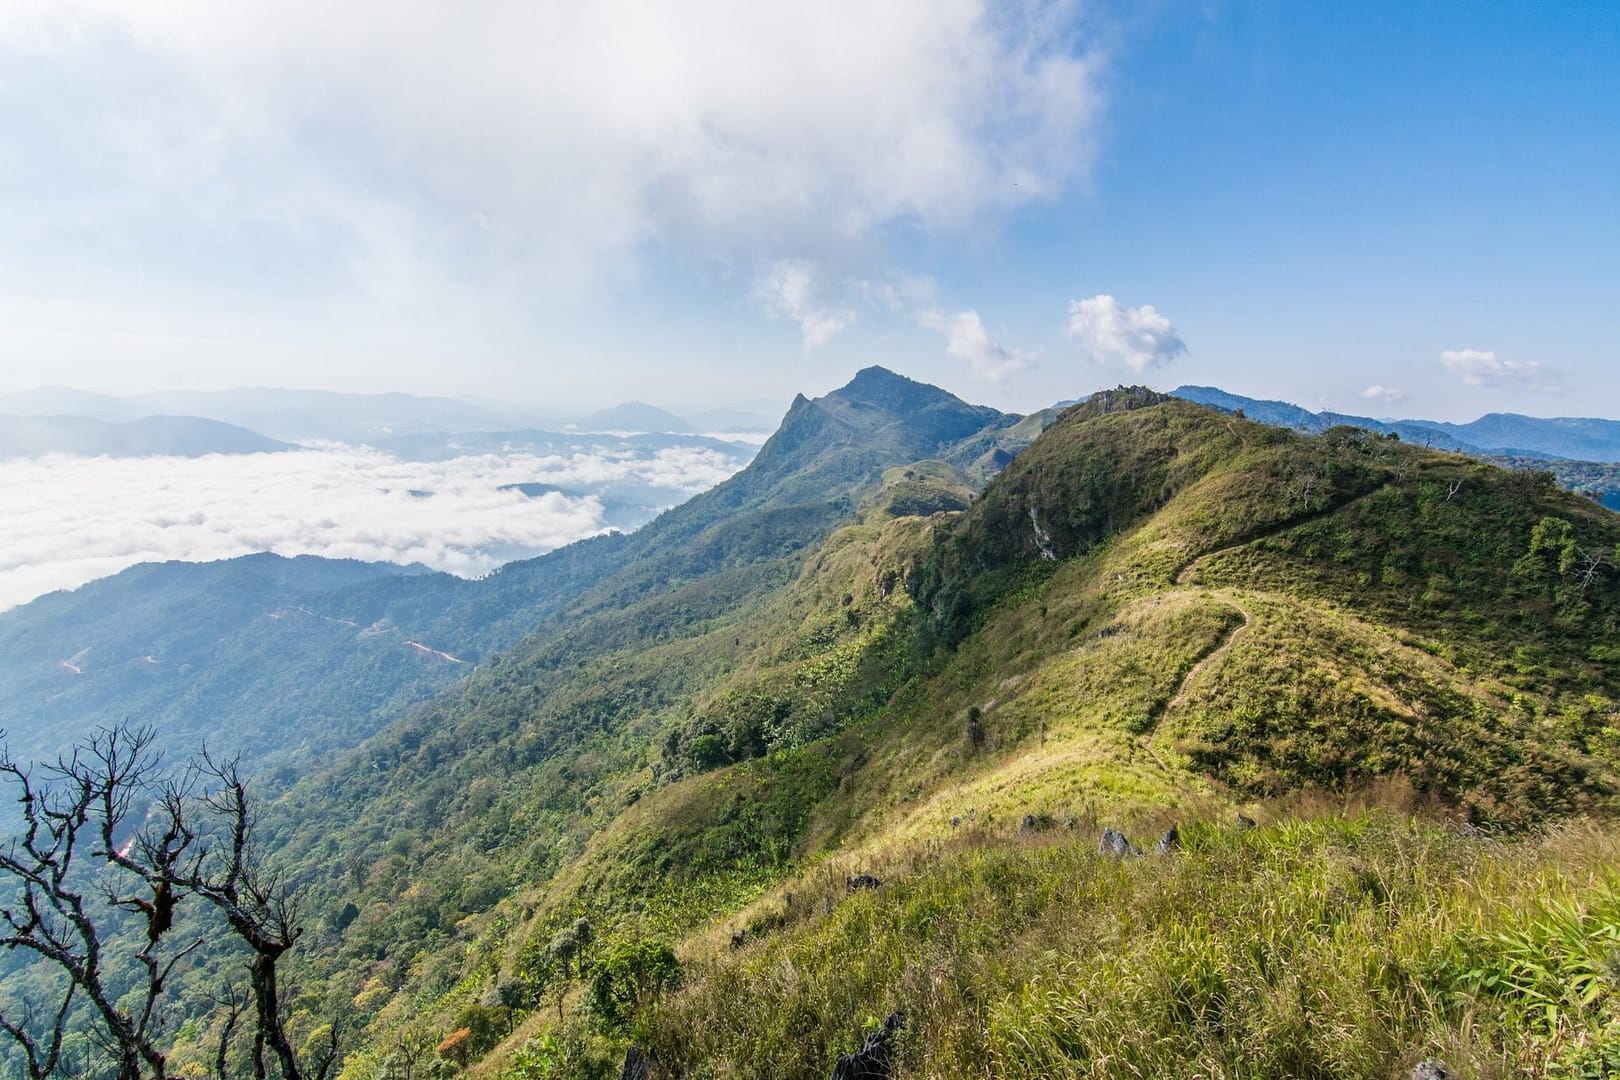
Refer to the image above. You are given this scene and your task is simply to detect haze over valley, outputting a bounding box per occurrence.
[0,392,765,612]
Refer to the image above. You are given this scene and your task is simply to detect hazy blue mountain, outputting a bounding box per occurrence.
[575,400,695,432]
[0,414,292,457]
[0,385,788,446]
[0,387,558,442]
[1167,385,1338,431]
[371,428,754,462]
[1171,385,1620,461]
[130,388,555,442]
[687,404,783,432]
[0,386,132,419]
[1403,414,1620,462]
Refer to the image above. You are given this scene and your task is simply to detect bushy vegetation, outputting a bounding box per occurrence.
[634,809,1620,1079]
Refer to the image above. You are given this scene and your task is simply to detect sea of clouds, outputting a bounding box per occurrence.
[0,443,748,612]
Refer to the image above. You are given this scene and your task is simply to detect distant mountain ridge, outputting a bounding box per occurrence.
[0,413,292,458]
[0,386,545,442]
[1171,384,1620,461]
[0,386,784,442]
[575,401,695,433]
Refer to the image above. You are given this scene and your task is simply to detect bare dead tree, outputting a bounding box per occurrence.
[0,726,338,1080]
[1572,546,1615,593]
[0,725,195,1080]
[207,982,249,1080]
[1297,473,1319,511]
[159,749,340,1080]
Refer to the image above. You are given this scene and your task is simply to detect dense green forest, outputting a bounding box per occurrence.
[4,371,1619,1079]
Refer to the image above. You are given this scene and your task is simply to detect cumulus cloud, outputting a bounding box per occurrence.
[1066,294,1186,372]
[756,260,855,352]
[0,444,745,612]
[1439,349,1559,390]
[1361,384,1408,405]
[918,308,1036,381]
[0,2,1102,291]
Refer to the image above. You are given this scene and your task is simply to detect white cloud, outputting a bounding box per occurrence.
[756,260,855,352]
[918,308,1035,381]
[1438,349,1558,390]
[858,274,940,313]
[0,2,1102,289]
[0,444,746,612]
[1066,294,1186,372]
[1360,384,1407,404]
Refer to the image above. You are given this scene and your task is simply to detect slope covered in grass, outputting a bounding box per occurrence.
[424,392,1620,1077]
[634,809,1620,1080]
[62,382,1619,1080]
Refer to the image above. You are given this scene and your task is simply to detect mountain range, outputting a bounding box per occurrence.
[0,413,294,458]
[0,387,782,445]
[1,368,1617,1079]
[1171,384,1620,461]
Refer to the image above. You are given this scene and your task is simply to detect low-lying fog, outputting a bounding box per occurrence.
[0,440,753,612]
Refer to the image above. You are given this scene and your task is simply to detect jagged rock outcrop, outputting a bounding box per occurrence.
[1154,825,1181,854]
[829,1011,906,1080]
[618,1045,659,1080]
[1098,828,1141,857]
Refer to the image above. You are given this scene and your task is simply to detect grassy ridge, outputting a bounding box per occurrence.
[291,396,1620,1077]
[631,810,1620,1079]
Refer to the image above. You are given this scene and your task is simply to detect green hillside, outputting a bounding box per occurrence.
[246,385,1615,1080]
[4,375,1618,1080]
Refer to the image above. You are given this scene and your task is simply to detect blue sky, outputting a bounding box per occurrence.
[0,1,1614,421]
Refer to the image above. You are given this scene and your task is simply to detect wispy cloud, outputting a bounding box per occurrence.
[1438,349,1560,390]
[918,308,1036,381]
[1,3,1103,294]
[0,444,746,612]
[1360,384,1407,405]
[756,260,855,352]
[1066,294,1186,372]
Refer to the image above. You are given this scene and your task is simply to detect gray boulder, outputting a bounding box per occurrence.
[830,1010,906,1080]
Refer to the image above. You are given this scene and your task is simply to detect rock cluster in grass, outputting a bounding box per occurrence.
[829,1011,907,1080]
